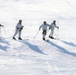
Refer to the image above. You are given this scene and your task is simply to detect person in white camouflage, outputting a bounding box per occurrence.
[49,20,59,39]
[13,20,24,40]
[39,21,50,40]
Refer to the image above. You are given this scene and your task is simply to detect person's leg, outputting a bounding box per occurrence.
[49,29,54,39]
[43,34,45,40]
[13,29,18,39]
[50,29,53,36]
[18,31,22,40]
[42,30,46,40]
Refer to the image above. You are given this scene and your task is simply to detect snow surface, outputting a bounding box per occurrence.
[0,0,76,75]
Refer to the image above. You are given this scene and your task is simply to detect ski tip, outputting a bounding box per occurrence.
[43,39,49,42]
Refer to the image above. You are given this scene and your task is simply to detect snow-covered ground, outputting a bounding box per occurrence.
[0,0,76,75]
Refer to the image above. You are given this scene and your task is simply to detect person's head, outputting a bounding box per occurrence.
[19,19,22,24]
[43,21,46,25]
[53,20,56,24]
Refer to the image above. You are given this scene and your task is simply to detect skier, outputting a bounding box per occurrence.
[49,20,59,39]
[0,24,4,39]
[39,21,50,40]
[13,20,24,40]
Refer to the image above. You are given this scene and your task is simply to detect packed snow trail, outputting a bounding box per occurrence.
[0,38,76,75]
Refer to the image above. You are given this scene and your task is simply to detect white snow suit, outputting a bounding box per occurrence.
[49,23,58,37]
[39,23,50,39]
[13,22,23,38]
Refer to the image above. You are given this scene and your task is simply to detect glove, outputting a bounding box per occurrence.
[49,27,50,29]
[21,26,24,29]
[49,26,52,29]
[17,28,19,29]
[21,27,23,30]
[57,27,59,29]
[22,26,24,28]
[19,26,24,31]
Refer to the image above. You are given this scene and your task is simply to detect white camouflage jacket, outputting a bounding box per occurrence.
[16,23,23,30]
[49,23,58,30]
[39,23,50,31]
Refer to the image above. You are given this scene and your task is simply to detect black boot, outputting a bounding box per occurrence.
[13,37,16,40]
[49,36,54,39]
[43,38,45,40]
[18,37,22,40]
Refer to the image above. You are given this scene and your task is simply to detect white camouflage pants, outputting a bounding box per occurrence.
[42,30,46,39]
[13,29,21,38]
[49,29,54,37]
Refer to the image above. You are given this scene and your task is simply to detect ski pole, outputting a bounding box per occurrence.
[34,30,40,39]
[0,26,1,38]
[3,26,6,36]
[57,27,59,39]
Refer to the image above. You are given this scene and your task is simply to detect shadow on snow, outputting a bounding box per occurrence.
[20,40,45,55]
[48,40,76,57]
[0,38,10,45]
[61,40,76,47]
[0,39,10,51]
[0,45,8,51]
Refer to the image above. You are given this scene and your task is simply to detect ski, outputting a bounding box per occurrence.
[53,38,60,40]
[43,39,49,42]
[13,39,29,41]
[49,38,60,40]
[44,38,60,42]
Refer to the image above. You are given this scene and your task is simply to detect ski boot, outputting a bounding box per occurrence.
[18,37,22,40]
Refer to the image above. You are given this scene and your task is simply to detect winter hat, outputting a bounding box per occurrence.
[53,20,56,23]
[19,20,22,22]
[43,21,46,24]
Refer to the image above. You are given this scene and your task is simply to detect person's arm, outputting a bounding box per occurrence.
[55,24,59,29]
[49,23,52,29]
[16,23,21,29]
[39,24,43,30]
[46,23,50,27]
